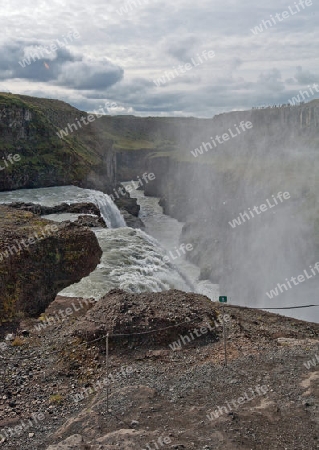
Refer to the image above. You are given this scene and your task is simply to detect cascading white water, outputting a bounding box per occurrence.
[124,183,219,301]
[0,184,218,300]
[0,184,195,299]
[59,227,193,298]
[85,188,125,228]
[0,185,125,228]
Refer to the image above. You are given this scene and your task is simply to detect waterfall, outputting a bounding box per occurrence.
[0,185,218,300]
[0,185,126,229]
[86,189,126,228]
[59,227,194,298]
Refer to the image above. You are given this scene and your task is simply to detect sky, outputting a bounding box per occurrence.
[0,0,318,117]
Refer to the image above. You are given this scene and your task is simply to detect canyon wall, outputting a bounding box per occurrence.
[0,94,117,192]
[143,101,319,308]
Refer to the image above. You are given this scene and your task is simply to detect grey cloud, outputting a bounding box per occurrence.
[294,66,319,84]
[2,0,319,117]
[257,68,285,92]
[64,62,319,118]
[0,40,123,91]
[229,58,243,72]
[0,43,78,82]
[57,60,124,90]
[163,35,200,62]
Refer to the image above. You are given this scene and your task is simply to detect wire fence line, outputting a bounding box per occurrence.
[0,317,207,362]
[243,304,319,310]
[1,303,318,362]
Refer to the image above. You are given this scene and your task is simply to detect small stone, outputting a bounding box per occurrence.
[29,432,34,438]
[131,420,139,426]
[5,334,14,341]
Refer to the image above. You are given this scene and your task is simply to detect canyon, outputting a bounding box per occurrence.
[1,93,319,449]
[1,93,319,317]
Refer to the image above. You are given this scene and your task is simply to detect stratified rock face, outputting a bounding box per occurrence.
[7,202,101,217]
[0,94,117,192]
[7,202,108,227]
[73,289,220,349]
[0,205,102,322]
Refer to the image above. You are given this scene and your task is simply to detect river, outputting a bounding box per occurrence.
[0,185,219,301]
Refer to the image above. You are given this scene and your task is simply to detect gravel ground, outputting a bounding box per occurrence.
[0,290,318,449]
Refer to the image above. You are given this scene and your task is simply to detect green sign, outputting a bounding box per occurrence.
[219,296,227,303]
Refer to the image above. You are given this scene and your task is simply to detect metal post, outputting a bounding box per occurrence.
[222,305,227,367]
[106,333,109,412]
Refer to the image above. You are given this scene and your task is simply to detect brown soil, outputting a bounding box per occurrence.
[0,290,318,450]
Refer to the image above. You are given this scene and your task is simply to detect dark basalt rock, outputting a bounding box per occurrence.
[7,202,101,217]
[73,215,107,228]
[114,197,140,217]
[120,209,144,229]
[73,289,220,350]
[0,205,102,323]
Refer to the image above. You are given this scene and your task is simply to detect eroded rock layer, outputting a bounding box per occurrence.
[0,205,102,322]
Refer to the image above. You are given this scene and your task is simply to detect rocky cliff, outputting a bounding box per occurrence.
[0,205,102,323]
[0,94,117,192]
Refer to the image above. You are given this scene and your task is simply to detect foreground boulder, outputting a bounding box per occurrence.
[0,205,102,323]
[73,289,221,349]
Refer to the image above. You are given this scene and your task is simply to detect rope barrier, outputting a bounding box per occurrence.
[0,317,207,362]
[263,305,319,309]
[234,304,319,310]
[2,302,319,362]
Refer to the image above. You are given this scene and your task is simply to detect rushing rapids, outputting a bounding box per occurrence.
[0,185,219,300]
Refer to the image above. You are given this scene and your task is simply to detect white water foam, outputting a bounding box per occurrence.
[0,185,125,228]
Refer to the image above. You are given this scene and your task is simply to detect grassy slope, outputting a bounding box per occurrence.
[0,94,103,188]
[1,93,319,191]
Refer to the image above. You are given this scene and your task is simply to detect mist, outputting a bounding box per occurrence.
[156,103,319,323]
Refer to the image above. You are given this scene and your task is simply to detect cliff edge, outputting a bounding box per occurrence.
[0,205,102,323]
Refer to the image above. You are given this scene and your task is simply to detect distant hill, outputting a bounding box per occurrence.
[0,93,192,191]
[1,92,319,192]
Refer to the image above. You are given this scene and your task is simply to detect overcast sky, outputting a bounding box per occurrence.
[0,0,318,117]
